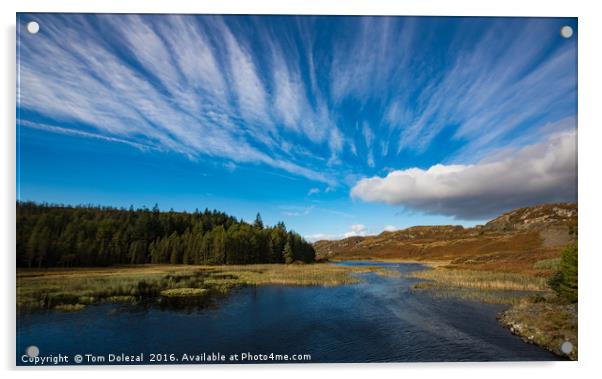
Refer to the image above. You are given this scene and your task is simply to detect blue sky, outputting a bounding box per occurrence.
[17,14,577,240]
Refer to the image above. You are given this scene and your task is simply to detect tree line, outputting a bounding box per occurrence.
[17,202,316,267]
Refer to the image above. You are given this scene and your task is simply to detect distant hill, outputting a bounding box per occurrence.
[313,203,577,275]
[482,203,576,232]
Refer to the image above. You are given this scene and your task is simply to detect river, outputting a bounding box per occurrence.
[16,261,558,364]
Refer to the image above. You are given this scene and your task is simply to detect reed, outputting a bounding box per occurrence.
[411,267,548,292]
[533,258,561,270]
[17,263,389,312]
[160,288,208,297]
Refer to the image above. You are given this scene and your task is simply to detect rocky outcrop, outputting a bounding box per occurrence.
[483,203,577,232]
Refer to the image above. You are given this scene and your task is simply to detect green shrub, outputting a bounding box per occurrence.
[548,244,577,303]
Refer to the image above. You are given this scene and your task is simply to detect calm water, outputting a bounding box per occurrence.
[17,262,559,365]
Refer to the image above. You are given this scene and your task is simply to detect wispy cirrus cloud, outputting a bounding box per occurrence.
[280,205,315,217]
[392,20,576,158]
[221,21,272,128]
[18,15,577,215]
[18,14,340,185]
[20,120,157,152]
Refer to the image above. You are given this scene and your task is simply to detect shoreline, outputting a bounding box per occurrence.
[392,260,577,360]
[331,257,576,360]
[16,263,390,312]
[328,257,449,267]
[498,300,577,360]
[16,260,575,360]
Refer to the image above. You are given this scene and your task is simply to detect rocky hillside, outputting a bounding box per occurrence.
[314,203,577,275]
[482,203,577,232]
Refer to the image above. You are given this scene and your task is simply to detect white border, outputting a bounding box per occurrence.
[2,1,601,378]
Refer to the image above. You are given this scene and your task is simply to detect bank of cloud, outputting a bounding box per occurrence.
[351,131,577,220]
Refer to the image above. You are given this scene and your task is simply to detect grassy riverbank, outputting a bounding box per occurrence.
[407,263,576,360]
[498,299,577,360]
[16,263,388,312]
[315,204,578,360]
[410,266,549,304]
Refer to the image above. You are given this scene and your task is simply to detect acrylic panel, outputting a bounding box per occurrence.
[16,13,578,365]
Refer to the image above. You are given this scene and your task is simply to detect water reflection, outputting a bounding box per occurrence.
[17,261,560,364]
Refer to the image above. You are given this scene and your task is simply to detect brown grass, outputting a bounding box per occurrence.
[411,267,548,292]
[16,263,391,312]
[318,231,569,277]
[499,299,577,360]
[160,288,209,297]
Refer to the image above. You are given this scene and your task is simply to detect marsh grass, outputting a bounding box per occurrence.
[417,287,547,305]
[17,263,388,312]
[54,304,86,312]
[533,258,561,270]
[209,264,386,286]
[409,267,551,304]
[160,288,208,297]
[411,267,548,292]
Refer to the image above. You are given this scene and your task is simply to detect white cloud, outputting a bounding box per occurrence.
[330,17,408,104]
[223,162,237,172]
[18,15,339,186]
[362,122,374,147]
[305,223,369,242]
[18,15,576,191]
[347,139,358,156]
[304,234,332,243]
[351,131,577,219]
[221,23,271,126]
[389,21,576,155]
[328,126,344,164]
[272,51,304,130]
[360,119,376,170]
[367,150,375,168]
[344,224,368,238]
[307,188,320,196]
[383,225,398,232]
[20,120,156,151]
[281,205,315,217]
[269,46,343,163]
